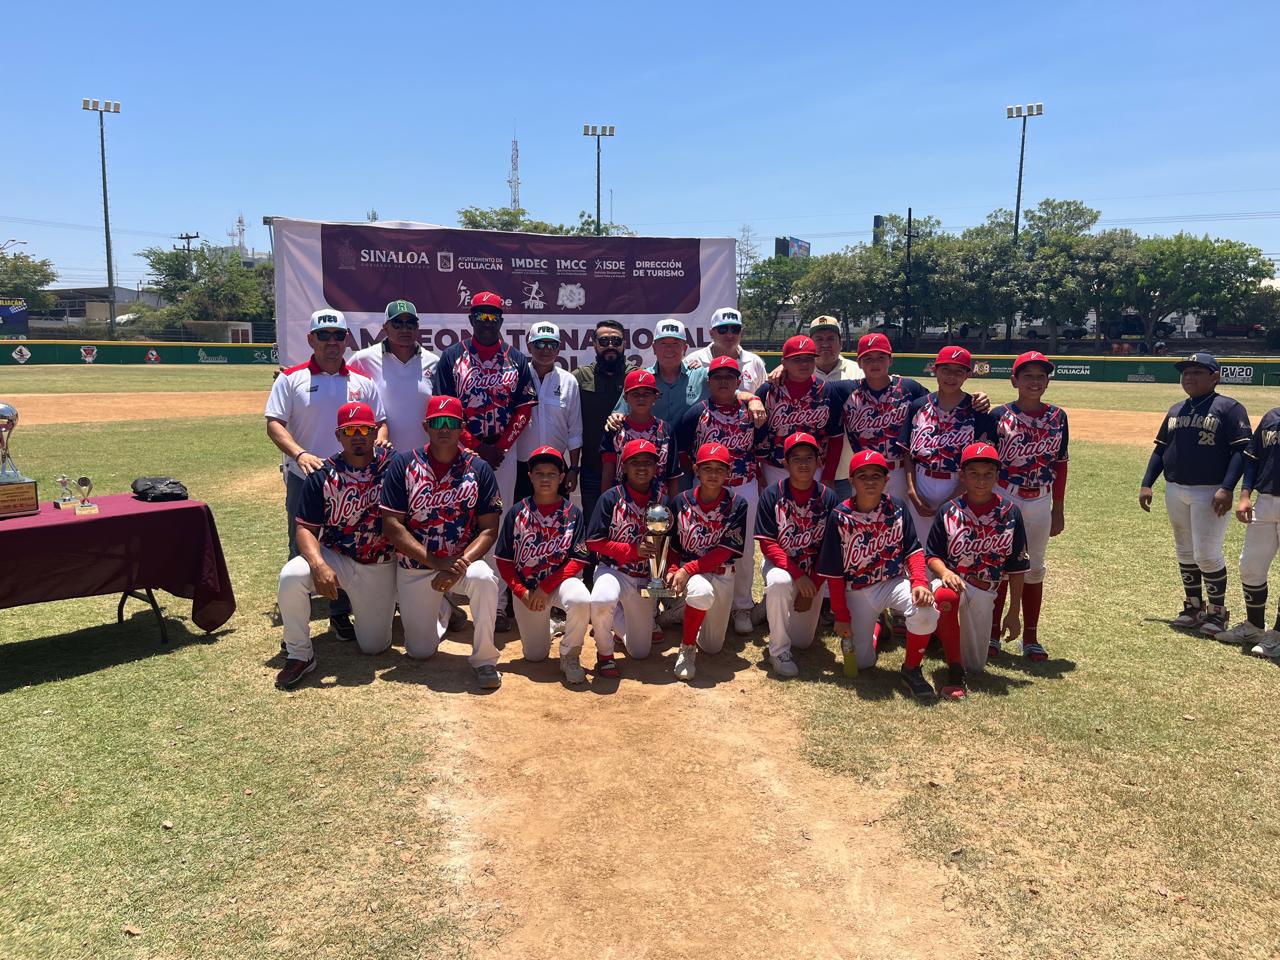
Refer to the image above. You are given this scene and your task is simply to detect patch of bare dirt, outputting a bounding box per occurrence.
[1066,408,1156,445]
[417,634,976,960]
[8,390,266,425]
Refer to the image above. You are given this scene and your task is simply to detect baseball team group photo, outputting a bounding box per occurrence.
[6,4,1280,959]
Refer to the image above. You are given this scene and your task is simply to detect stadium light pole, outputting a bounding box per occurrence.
[1005,101,1044,341]
[0,239,27,253]
[582,124,616,236]
[82,98,122,339]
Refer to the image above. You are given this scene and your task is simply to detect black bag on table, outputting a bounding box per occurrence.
[131,477,189,502]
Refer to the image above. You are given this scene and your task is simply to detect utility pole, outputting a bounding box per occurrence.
[174,232,199,254]
[903,207,915,346]
[82,99,122,339]
[508,130,521,211]
[1005,102,1044,341]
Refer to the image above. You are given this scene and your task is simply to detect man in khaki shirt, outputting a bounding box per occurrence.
[808,316,862,501]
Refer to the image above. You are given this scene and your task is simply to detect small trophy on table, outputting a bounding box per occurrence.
[72,476,99,515]
[0,403,39,519]
[639,503,677,599]
[53,474,78,509]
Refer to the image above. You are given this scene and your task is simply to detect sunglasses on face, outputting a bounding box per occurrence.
[314,330,345,342]
[427,416,462,430]
[472,312,501,323]
[388,318,419,329]
[340,425,373,437]
[531,340,560,349]
[712,326,740,334]
[596,336,624,347]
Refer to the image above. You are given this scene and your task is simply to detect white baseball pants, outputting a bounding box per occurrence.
[933,578,997,673]
[396,560,501,667]
[731,481,761,612]
[590,564,657,659]
[998,486,1052,584]
[842,576,939,670]
[511,577,591,661]
[485,453,520,610]
[908,469,959,548]
[762,560,828,657]
[685,569,736,653]
[1240,492,1280,584]
[278,549,397,661]
[1165,481,1230,572]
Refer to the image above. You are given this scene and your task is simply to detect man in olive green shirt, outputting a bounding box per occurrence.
[574,318,637,526]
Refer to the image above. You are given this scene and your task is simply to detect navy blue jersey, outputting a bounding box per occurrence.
[433,339,538,442]
[898,393,997,474]
[677,400,769,488]
[926,495,1030,587]
[816,494,923,588]
[1243,407,1280,496]
[669,488,748,568]
[585,485,672,580]
[495,497,590,593]
[755,378,850,468]
[599,415,679,487]
[1152,392,1251,486]
[297,449,393,564]
[755,480,840,576]
[380,448,502,568]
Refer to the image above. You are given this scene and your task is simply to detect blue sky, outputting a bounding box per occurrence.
[4,0,1279,290]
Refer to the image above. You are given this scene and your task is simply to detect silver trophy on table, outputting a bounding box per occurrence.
[639,503,677,599]
[53,474,77,509]
[0,403,39,519]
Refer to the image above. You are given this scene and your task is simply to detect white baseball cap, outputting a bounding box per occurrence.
[310,308,348,332]
[711,307,742,328]
[653,318,688,342]
[529,321,561,344]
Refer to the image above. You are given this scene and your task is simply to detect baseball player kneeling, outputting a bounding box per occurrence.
[817,450,939,696]
[926,443,1030,699]
[380,395,506,691]
[587,439,672,678]
[276,402,397,689]
[666,443,749,682]
[755,432,840,677]
[495,446,593,683]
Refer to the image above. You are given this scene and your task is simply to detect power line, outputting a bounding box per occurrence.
[0,214,173,238]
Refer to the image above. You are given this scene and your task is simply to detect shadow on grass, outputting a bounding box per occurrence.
[0,613,227,694]
[992,653,1079,680]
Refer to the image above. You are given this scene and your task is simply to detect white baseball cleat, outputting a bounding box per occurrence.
[560,648,586,684]
[732,609,754,636]
[769,650,799,678]
[1249,631,1280,659]
[1214,621,1263,645]
[674,644,698,681]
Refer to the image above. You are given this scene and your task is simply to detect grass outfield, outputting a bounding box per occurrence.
[3,367,1279,959]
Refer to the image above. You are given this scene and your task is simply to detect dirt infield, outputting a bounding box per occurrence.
[17,390,1155,444]
[9,390,268,425]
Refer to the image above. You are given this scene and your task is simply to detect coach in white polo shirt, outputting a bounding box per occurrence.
[348,299,440,454]
[686,306,768,393]
[514,321,583,502]
[265,308,384,560]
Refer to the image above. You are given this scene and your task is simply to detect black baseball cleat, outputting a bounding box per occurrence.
[329,614,356,642]
[900,666,938,703]
[276,657,316,689]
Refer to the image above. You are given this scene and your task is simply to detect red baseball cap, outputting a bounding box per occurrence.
[857,333,893,358]
[1013,350,1055,375]
[708,355,741,375]
[469,291,504,313]
[527,445,566,468]
[424,395,465,421]
[624,369,659,393]
[695,442,732,466]
[934,345,972,370]
[783,432,820,457]
[960,442,1000,466]
[337,401,377,428]
[621,439,659,463]
[849,450,890,475]
[782,335,817,358]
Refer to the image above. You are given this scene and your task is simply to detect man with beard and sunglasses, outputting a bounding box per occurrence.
[348,299,440,455]
[266,308,384,641]
[433,291,539,628]
[574,318,638,527]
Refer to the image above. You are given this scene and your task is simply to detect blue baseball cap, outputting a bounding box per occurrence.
[1174,351,1219,373]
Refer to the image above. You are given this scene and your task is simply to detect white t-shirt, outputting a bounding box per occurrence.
[348,341,440,454]
[515,364,584,462]
[264,358,384,478]
[686,345,768,393]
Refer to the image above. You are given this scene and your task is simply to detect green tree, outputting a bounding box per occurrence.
[456,206,632,236]
[0,251,58,313]
[139,246,196,303]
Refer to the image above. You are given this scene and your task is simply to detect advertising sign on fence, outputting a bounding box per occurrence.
[0,298,29,338]
[271,218,738,368]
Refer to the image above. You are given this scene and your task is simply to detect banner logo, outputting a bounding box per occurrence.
[557,283,586,310]
[522,281,546,310]
[456,280,472,307]
[437,251,454,272]
[337,240,358,270]
[80,345,97,364]
[11,345,31,364]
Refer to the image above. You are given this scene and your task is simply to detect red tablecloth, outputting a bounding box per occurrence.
[0,493,236,631]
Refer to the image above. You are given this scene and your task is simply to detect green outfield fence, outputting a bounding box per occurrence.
[0,340,279,366]
[758,352,1280,387]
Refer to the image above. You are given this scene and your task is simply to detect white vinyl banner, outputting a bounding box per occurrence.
[272,218,737,369]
